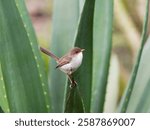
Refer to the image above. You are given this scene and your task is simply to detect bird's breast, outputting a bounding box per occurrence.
[59,52,83,74]
[70,52,83,69]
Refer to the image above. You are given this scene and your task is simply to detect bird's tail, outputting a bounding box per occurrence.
[40,47,59,62]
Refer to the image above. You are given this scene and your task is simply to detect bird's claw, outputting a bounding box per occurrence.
[69,80,77,88]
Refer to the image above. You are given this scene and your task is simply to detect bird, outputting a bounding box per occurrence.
[40,47,84,87]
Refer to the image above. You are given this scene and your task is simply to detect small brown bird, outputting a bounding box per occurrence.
[40,47,84,87]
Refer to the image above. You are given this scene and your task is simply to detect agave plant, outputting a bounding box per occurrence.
[0,0,149,113]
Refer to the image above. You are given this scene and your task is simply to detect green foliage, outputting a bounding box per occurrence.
[49,0,79,112]
[0,0,50,112]
[65,87,85,113]
[118,0,149,112]
[0,63,9,112]
[0,106,4,113]
[0,0,149,113]
[91,0,113,112]
[126,37,150,112]
[73,0,95,112]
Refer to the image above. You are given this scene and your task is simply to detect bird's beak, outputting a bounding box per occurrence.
[81,49,85,52]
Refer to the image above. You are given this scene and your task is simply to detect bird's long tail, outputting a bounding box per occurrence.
[40,47,59,61]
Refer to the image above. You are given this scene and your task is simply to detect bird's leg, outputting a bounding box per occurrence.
[67,74,73,84]
[72,76,77,86]
[67,74,77,88]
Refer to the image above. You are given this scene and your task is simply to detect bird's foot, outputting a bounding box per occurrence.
[69,80,77,88]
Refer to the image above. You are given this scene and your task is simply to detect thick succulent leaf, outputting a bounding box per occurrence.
[49,0,79,112]
[118,0,149,112]
[104,55,120,112]
[71,0,95,112]
[91,0,114,112]
[0,63,9,112]
[65,87,85,113]
[0,106,4,113]
[65,0,113,113]
[126,37,150,112]
[0,0,50,112]
[79,0,85,13]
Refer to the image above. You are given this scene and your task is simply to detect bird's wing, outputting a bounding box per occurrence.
[56,56,72,68]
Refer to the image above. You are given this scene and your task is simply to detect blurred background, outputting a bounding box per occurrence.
[25,0,150,101]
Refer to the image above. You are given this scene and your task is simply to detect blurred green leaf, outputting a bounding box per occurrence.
[0,106,4,113]
[49,0,79,112]
[104,55,120,112]
[91,0,114,112]
[72,0,95,112]
[66,0,113,113]
[118,0,149,112]
[126,37,150,112]
[65,87,85,113]
[0,63,9,112]
[79,0,85,13]
[0,0,50,112]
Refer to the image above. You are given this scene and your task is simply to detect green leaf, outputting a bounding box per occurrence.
[79,0,85,13]
[65,87,85,113]
[72,0,95,112]
[65,0,113,113]
[0,106,4,113]
[104,55,120,112]
[91,0,114,112]
[118,0,149,112]
[49,0,79,112]
[0,63,9,112]
[0,0,50,112]
[126,37,150,112]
